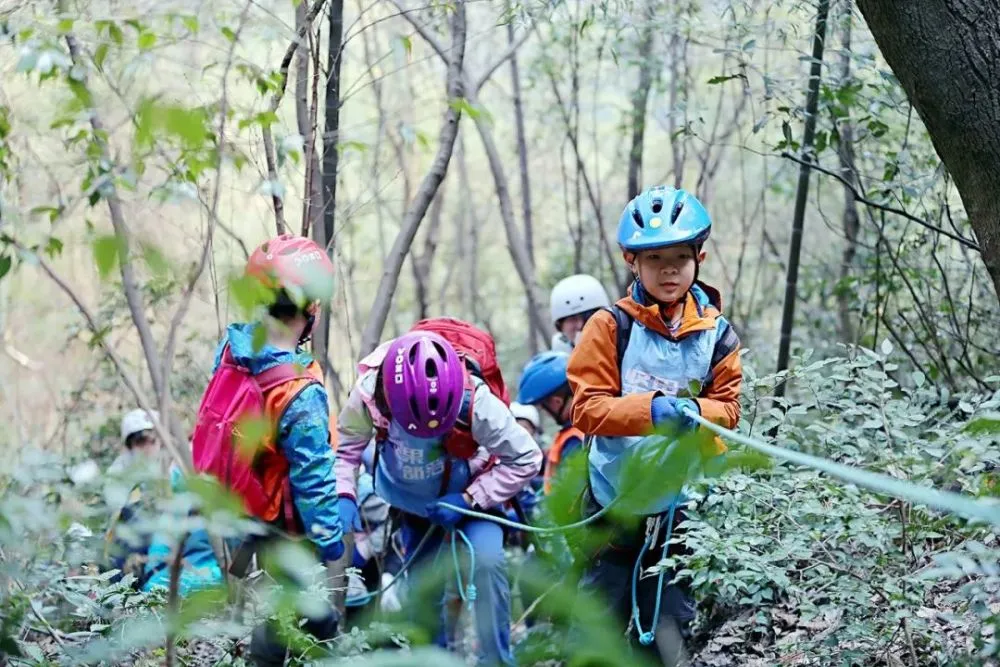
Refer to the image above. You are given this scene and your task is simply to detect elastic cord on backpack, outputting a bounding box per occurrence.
[631,503,676,647]
[451,528,477,610]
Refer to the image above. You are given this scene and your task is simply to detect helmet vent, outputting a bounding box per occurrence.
[428,396,439,412]
[408,345,419,364]
[425,358,439,378]
[632,208,645,228]
[671,200,685,225]
[651,199,663,213]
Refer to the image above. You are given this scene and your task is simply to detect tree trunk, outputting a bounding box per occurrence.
[627,1,656,201]
[316,0,344,377]
[358,1,467,356]
[456,131,478,321]
[467,90,553,343]
[507,10,538,351]
[856,0,1000,302]
[299,5,324,238]
[774,0,830,396]
[412,187,445,319]
[835,1,859,345]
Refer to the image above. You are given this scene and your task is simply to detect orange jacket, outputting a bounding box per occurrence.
[255,360,326,524]
[543,426,585,494]
[567,282,741,452]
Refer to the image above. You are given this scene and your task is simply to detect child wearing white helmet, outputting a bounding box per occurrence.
[549,274,612,353]
[107,408,161,475]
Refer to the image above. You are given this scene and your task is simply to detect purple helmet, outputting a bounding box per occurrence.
[381,331,466,437]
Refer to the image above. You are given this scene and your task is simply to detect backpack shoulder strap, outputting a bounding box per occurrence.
[605,305,634,369]
[254,363,318,394]
[453,381,476,433]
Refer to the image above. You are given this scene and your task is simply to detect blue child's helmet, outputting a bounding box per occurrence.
[517,351,570,405]
[617,186,712,252]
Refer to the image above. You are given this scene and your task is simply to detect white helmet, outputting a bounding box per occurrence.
[510,402,541,432]
[550,274,611,325]
[121,408,158,442]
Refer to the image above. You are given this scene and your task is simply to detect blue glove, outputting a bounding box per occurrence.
[425,492,471,528]
[338,496,362,534]
[651,396,699,431]
[320,539,345,563]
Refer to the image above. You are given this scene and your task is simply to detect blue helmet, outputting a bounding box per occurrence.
[617,186,712,252]
[517,351,570,405]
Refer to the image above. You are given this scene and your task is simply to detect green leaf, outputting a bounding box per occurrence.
[221,26,237,42]
[814,130,828,154]
[108,23,124,45]
[182,15,199,33]
[57,18,75,34]
[44,236,64,258]
[399,34,412,59]
[141,242,170,276]
[0,255,11,280]
[252,323,268,353]
[449,97,481,119]
[965,415,1000,436]
[92,233,126,279]
[781,120,793,147]
[137,31,156,50]
[707,73,745,85]
[229,273,275,315]
[94,42,110,70]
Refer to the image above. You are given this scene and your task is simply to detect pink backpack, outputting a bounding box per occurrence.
[191,346,322,524]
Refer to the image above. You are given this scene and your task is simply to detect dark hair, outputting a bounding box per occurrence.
[125,430,154,450]
[268,289,307,321]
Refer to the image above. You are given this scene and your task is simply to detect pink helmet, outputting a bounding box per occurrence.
[381,332,466,438]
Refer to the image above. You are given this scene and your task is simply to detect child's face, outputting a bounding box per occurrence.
[557,314,587,345]
[629,245,705,304]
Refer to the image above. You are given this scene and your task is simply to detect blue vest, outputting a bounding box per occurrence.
[588,309,718,514]
[374,419,473,517]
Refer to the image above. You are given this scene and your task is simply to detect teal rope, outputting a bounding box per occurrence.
[451,528,477,610]
[681,407,1000,526]
[435,497,616,534]
[630,504,676,646]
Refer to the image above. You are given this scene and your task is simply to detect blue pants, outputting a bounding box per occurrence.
[402,514,513,666]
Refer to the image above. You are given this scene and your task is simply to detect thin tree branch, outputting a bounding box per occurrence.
[11,239,188,470]
[63,27,165,400]
[161,0,250,404]
[472,22,536,93]
[780,152,981,251]
[390,0,448,61]
[273,0,330,105]
[261,127,287,234]
[359,0,466,356]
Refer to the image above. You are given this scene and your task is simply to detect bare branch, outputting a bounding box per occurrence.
[359,0,467,355]
[472,22,536,93]
[11,239,188,470]
[63,28,165,399]
[161,0,252,404]
[389,0,448,61]
[274,0,330,105]
[779,152,981,251]
[261,126,288,234]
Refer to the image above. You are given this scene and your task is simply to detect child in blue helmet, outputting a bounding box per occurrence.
[517,351,586,496]
[567,186,742,661]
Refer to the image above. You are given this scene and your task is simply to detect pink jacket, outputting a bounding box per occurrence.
[334,342,542,510]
